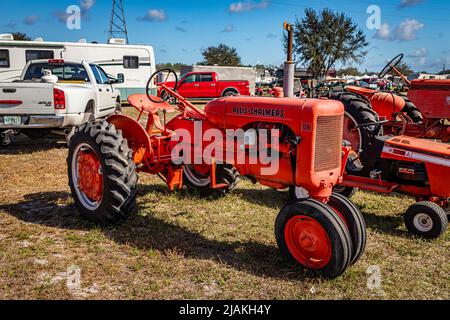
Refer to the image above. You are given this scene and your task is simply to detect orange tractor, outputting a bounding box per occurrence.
[314,54,450,238]
[67,69,366,278]
[331,54,450,155]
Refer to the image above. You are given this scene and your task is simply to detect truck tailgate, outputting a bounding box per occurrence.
[0,83,55,115]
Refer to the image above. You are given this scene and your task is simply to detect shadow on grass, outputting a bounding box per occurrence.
[0,135,66,155]
[1,190,311,281]
[360,210,409,237]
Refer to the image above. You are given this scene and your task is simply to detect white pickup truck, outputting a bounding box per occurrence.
[0,59,123,145]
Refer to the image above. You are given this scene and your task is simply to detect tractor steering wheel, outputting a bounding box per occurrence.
[379,54,403,78]
[146,69,178,104]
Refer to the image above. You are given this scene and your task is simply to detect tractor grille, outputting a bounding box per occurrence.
[314,115,343,172]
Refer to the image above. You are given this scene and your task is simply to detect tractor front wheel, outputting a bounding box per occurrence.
[68,120,138,225]
[404,201,448,239]
[275,199,352,278]
[328,193,366,265]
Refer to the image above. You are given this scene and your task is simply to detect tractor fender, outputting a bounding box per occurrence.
[370,92,406,121]
[107,114,152,164]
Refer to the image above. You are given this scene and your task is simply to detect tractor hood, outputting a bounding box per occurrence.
[204,96,344,135]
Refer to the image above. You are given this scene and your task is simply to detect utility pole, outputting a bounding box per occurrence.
[108,0,129,44]
[283,22,294,98]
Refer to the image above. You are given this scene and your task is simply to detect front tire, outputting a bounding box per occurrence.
[275,199,352,278]
[328,193,366,265]
[68,120,138,225]
[404,202,448,239]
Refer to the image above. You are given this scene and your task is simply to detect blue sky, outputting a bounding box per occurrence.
[1,0,449,72]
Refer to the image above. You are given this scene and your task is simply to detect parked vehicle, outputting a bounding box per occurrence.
[181,65,256,95]
[0,59,122,145]
[67,69,366,279]
[157,71,251,99]
[0,34,155,101]
[331,54,450,158]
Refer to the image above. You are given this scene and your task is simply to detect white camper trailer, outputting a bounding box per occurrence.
[0,35,155,101]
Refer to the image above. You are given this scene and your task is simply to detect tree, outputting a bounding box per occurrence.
[285,8,368,79]
[336,67,361,77]
[156,63,186,73]
[396,63,414,76]
[12,32,31,41]
[200,44,241,66]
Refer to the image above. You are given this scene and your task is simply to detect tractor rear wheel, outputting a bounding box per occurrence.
[329,91,382,156]
[275,199,352,278]
[400,96,423,123]
[404,201,448,239]
[183,164,240,196]
[68,120,138,225]
[328,193,366,265]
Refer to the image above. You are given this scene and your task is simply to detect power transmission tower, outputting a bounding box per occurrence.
[108,0,129,44]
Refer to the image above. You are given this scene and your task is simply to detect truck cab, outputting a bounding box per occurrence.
[158,71,251,99]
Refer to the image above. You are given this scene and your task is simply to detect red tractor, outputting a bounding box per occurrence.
[292,124,450,239]
[331,53,450,157]
[318,54,450,239]
[67,69,366,279]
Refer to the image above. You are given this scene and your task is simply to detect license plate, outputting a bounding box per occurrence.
[4,116,21,125]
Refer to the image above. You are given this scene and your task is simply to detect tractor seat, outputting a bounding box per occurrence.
[128,94,176,114]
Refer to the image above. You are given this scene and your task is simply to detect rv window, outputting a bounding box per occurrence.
[25,50,54,62]
[0,50,9,68]
[124,56,139,69]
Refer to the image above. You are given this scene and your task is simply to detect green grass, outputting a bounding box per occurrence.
[0,107,448,300]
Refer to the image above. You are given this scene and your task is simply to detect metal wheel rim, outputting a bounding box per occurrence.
[284,215,332,269]
[71,143,103,211]
[183,165,211,187]
[413,213,433,232]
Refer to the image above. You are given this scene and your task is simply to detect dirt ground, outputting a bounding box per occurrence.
[0,107,448,300]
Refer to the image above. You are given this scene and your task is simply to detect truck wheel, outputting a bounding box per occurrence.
[65,126,76,147]
[115,99,122,114]
[329,91,382,156]
[328,193,366,265]
[275,199,352,278]
[223,90,238,97]
[333,185,358,198]
[183,164,240,196]
[68,120,138,225]
[404,201,448,239]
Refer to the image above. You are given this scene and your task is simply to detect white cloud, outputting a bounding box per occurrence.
[140,9,167,22]
[408,48,428,58]
[220,24,235,33]
[80,0,96,11]
[24,15,39,25]
[395,19,424,41]
[229,1,270,14]
[374,19,424,41]
[400,0,424,8]
[374,23,392,40]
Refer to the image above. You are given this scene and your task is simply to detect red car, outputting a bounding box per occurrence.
[158,71,251,99]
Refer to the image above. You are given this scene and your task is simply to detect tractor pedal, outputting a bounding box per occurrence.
[167,168,184,191]
[212,183,228,189]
